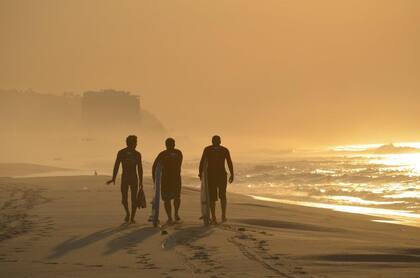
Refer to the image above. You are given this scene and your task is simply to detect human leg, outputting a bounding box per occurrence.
[218,174,228,222]
[129,183,138,223]
[174,182,181,221]
[121,183,130,222]
[164,199,173,224]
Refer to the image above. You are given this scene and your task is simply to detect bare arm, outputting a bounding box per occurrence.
[152,153,159,182]
[226,149,234,183]
[138,153,143,188]
[179,151,183,169]
[107,152,121,184]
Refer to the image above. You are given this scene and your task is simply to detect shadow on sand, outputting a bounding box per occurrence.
[235,218,342,233]
[103,226,157,255]
[47,224,158,259]
[162,225,214,250]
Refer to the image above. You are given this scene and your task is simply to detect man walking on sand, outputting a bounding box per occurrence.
[107,135,143,224]
[199,135,234,224]
[152,138,183,225]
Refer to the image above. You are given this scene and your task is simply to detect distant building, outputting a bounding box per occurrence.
[81,90,141,128]
[0,89,165,135]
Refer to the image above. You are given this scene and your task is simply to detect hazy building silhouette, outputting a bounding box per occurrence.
[81,90,140,129]
[0,89,165,135]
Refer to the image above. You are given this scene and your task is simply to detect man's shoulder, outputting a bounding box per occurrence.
[221,146,230,152]
[119,148,141,156]
[207,145,229,152]
[164,149,182,157]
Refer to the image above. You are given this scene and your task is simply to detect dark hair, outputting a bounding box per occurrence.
[212,135,221,145]
[165,137,175,149]
[126,135,137,147]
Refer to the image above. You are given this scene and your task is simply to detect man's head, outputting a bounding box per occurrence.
[165,137,175,150]
[212,135,221,146]
[126,135,137,149]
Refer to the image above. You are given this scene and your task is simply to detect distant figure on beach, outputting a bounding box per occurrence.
[199,135,234,224]
[152,138,183,225]
[106,135,143,224]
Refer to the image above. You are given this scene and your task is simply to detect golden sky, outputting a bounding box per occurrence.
[1,0,419,146]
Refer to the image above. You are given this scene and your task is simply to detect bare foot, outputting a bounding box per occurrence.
[124,215,130,223]
[129,219,136,224]
[221,216,227,223]
[175,215,181,222]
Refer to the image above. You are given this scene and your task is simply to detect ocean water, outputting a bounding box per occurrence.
[228,152,420,226]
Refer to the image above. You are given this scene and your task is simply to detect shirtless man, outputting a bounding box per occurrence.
[152,138,183,225]
[107,135,143,224]
[199,135,234,224]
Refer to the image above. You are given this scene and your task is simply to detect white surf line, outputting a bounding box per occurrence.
[248,195,420,228]
[13,170,96,178]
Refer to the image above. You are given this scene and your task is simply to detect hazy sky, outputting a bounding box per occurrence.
[1,0,419,147]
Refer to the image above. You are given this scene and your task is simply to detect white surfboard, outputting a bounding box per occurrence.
[152,163,161,227]
[201,159,211,225]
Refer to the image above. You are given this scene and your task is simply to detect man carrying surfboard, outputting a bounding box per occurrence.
[199,135,234,224]
[106,135,143,224]
[152,138,183,225]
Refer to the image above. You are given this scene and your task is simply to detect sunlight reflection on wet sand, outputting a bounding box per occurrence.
[250,195,420,228]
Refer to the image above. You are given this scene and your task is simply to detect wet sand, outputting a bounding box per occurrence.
[1,175,420,277]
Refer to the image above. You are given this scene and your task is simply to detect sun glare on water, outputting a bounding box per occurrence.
[333,142,420,177]
[369,154,420,177]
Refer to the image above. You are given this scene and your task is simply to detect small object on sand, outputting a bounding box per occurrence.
[161,230,168,235]
[238,227,246,232]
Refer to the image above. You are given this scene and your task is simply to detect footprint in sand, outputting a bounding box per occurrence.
[134,253,159,270]
[118,265,129,269]
[86,264,103,268]
[169,268,185,272]
[2,259,18,263]
[43,261,59,265]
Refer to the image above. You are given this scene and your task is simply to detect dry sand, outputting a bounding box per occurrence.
[1,175,420,277]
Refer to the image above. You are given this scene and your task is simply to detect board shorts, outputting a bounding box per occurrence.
[161,175,181,202]
[121,176,138,206]
[207,172,227,202]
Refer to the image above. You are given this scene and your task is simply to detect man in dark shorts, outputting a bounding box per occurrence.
[107,135,143,224]
[199,135,234,224]
[152,138,183,225]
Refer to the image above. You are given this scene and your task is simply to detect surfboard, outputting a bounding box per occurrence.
[152,163,161,227]
[201,159,211,225]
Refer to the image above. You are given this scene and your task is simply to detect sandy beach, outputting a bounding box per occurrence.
[0,174,419,278]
